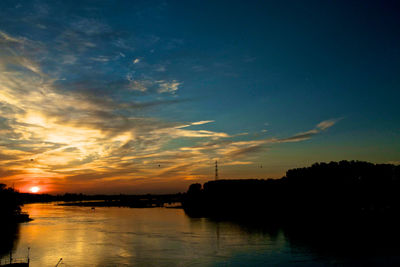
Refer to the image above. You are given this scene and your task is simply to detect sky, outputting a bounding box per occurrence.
[0,0,399,194]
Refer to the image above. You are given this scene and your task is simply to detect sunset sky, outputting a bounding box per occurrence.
[0,0,399,194]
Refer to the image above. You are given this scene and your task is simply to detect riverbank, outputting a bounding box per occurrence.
[59,200,163,208]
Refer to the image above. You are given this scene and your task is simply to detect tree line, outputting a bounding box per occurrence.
[183,161,400,225]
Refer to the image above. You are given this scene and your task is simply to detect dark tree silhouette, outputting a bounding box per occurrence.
[183,161,400,225]
[0,184,28,258]
[0,184,30,224]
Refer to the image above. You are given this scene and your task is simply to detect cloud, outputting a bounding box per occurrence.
[221,144,265,158]
[316,119,338,130]
[133,58,140,64]
[191,120,214,125]
[224,161,253,166]
[128,80,149,92]
[0,24,340,193]
[216,140,267,159]
[278,119,339,143]
[90,56,111,62]
[0,32,187,178]
[0,31,24,43]
[175,119,339,164]
[157,80,181,93]
[176,120,214,128]
[156,128,229,139]
[0,27,223,191]
[125,75,182,94]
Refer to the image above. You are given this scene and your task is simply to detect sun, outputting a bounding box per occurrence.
[30,186,40,193]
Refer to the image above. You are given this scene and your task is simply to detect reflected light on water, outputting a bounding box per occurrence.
[10,203,290,266]
[6,203,400,266]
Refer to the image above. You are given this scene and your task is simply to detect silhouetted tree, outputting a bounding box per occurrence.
[0,184,21,217]
[183,161,400,224]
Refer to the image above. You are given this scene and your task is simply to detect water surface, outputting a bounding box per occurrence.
[2,203,400,266]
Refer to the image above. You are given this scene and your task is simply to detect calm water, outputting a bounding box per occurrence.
[2,203,400,266]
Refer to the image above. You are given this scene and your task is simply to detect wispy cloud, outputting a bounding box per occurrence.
[0,24,339,193]
[176,119,340,164]
[277,119,340,143]
[176,120,214,128]
[191,120,214,125]
[0,31,24,43]
[0,29,229,191]
[157,80,181,94]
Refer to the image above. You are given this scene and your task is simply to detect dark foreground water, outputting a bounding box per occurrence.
[2,203,400,266]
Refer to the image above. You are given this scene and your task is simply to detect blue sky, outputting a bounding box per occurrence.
[0,0,399,193]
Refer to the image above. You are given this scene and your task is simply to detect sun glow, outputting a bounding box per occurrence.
[30,186,40,193]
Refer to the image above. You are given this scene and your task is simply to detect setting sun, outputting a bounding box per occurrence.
[30,186,40,193]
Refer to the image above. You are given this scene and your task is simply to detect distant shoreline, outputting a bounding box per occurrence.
[57,199,182,209]
[182,160,400,225]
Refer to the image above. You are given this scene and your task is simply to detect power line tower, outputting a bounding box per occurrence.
[215,160,218,180]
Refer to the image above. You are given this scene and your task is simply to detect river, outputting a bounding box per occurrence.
[2,203,400,266]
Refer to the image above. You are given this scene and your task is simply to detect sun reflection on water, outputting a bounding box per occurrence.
[12,203,290,267]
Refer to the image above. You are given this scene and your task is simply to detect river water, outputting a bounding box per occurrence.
[2,203,400,266]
